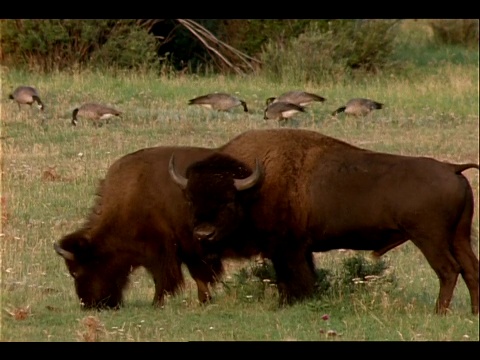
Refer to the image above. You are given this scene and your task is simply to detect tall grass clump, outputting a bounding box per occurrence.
[259,19,402,85]
[227,253,395,304]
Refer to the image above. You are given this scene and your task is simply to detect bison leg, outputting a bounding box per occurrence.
[146,261,185,308]
[454,243,480,315]
[185,257,224,304]
[271,249,316,306]
[411,233,461,315]
[451,198,479,315]
[455,244,480,315]
[194,279,212,304]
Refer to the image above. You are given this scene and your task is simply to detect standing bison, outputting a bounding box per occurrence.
[54,146,226,309]
[169,128,479,314]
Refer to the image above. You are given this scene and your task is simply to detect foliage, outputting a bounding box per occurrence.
[391,20,479,72]
[1,19,401,78]
[151,20,315,74]
[153,19,218,73]
[339,253,395,292]
[2,19,478,78]
[215,19,315,57]
[341,253,388,279]
[227,253,394,301]
[0,20,162,72]
[428,19,479,48]
[222,266,269,302]
[259,19,402,84]
[89,24,160,71]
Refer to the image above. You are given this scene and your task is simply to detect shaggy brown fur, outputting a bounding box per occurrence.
[172,128,479,315]
[55,146,223,309]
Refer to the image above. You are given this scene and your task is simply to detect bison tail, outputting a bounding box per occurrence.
[451,163,479,174]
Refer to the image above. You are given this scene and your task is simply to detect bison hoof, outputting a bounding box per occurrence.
[152,300,165,309]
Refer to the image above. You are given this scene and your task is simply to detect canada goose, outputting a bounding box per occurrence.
[188,92,248,112]
[264,101,306,122]
[72,103,122,127]
[266,91,326,107]
[9,86,45,111]
[331,98,383,117]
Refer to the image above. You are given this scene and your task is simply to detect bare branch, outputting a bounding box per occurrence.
[176,19,262,74]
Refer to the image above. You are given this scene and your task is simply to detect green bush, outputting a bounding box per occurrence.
[429,19,479,48]
[340,253,389,285]
[259,19,402,84]
[227,252,394,303]
[89,24,159,70]
[216,19,315,57]
[0,20,162,72]
[222,265,269,303]
[250,258,333,295]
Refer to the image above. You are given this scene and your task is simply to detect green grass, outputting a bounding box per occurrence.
[1,26,479,341]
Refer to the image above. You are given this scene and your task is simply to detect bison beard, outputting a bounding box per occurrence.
[54,146,226,310]
[171,128,479,315]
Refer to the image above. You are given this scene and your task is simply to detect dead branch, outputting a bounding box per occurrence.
[176,19,262,74]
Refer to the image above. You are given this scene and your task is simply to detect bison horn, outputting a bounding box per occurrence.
[234,158,263,191]
[54,242,75,261]
[169,154,188,190]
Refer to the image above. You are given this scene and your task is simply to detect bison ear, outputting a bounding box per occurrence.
[234,158,264,191]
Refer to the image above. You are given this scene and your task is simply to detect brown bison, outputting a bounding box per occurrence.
[169,128,479,314]
[54,146,226,309]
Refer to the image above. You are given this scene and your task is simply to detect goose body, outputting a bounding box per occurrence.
[264,101,306,121]
[9,86,44,111]
[266,91,326,107]
[72,103,122,127]
[188,93,248,112]
[332,98,383,117]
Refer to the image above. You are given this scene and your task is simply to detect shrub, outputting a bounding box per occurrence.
[216,19,315,57]
[89,24,160,71]
[429,19,479,48]
[227,252,394,303]
[251,258,334,295]
[259,19,402,84]
[0,20,162,72]
[340,253,389,284]
[222,265,269,303]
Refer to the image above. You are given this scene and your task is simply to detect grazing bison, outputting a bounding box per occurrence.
[54,146,225,309]
[169,128,479,314]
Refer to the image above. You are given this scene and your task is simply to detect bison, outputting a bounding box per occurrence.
[169,128,479,314]
[54,145,227,309]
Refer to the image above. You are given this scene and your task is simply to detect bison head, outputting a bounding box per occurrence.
[54,231,130,310]
[169,153,263,251]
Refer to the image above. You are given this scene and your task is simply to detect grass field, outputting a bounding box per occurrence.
[1,22,479,341]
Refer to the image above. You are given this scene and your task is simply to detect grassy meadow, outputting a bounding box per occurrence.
[1,22,479,342]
